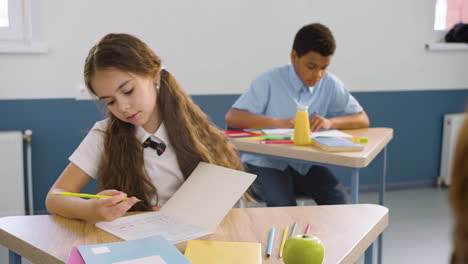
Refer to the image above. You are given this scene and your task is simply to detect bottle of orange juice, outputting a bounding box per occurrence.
[293,105,311,146]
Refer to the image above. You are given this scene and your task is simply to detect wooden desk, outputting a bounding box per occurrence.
[231,127,393,264]
[0,204,388,264]
[231,128,393,169]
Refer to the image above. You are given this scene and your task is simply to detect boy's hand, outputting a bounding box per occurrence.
[91,189,140,222]
[309,115,332,132]
[274,117,295,128]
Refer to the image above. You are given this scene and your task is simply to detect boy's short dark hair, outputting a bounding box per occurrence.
[292,23,336,57]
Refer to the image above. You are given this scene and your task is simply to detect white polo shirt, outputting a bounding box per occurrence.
[69,119,184,206]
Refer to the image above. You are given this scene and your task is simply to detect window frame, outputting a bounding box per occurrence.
[0,0,46,54]
[427,0,468,51]
[0,0,31,40]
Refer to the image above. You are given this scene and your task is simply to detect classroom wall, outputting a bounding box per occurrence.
[2,0,468,100]
[1,0,467,213]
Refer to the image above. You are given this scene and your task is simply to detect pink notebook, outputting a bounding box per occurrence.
[66,247,85,264]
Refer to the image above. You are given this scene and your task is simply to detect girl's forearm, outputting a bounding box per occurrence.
[46,194,97,221]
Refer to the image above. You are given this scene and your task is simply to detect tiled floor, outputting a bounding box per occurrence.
[0,188,453,264]
[357,187,453,264]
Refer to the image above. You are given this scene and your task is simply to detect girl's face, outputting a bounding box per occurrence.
[91,67,160,133]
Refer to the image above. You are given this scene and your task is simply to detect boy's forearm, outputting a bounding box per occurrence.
[329,111,370,130]
[225,108,278,129]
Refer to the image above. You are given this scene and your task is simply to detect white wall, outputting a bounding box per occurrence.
[1,0,467,99]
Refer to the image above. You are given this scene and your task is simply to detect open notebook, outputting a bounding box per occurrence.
[261,128,352,138]
[312,136,364,152]
[96,162,256,244]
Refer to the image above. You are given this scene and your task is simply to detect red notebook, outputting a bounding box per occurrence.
[223,130,262,138]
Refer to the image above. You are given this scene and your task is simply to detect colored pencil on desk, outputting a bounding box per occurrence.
[279,226,289,258]
[264,136,292,140]
[266,227,275,257]
[260,139,294,144]
[304,223,311,234]
[290,222,297,237]
[241,136,266,140]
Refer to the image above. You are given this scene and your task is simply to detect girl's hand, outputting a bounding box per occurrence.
[91,189,140,222]
[152,206,161,211]
[309,115,332,132]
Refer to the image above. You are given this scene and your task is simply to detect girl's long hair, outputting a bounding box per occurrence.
[450,117,468,264]
[84,33,244,211]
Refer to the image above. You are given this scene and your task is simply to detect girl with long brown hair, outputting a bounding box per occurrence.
[45,33,243,222]
[450,116,468,264]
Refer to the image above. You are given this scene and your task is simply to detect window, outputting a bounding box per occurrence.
[0,0,46,53]
[434,0,468,30]
[427,0,468,50]
[0,0,31,41]
[0,0,8,27]
[434,0,447,30]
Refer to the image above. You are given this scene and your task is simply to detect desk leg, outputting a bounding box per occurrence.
[379,146,387,205]
[365,242,375,264]
[378,146,388,264]
[9,250,21,264]
[351,168,360,204]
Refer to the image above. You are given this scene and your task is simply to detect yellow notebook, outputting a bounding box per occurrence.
[184,240,262,264]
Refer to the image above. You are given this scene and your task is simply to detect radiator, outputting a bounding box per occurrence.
[439,113,467,186]
[0,131,26,216]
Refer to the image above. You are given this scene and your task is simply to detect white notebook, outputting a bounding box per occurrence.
[96,162,256,244]
[261,128,352,138]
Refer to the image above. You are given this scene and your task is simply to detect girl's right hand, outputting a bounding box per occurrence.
[90,189,140,222]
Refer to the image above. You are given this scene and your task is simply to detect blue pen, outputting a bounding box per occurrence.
[290,222,297,237]
[309,111,318,117]
[267,227,275,257]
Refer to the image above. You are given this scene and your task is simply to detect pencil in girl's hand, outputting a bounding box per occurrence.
[51,191,131,201]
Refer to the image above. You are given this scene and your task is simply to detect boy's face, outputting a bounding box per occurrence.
[291,50,332,87]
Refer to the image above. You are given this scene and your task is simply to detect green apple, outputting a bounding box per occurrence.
[283,234,325,264]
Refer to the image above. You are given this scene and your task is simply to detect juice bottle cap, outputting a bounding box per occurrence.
[297,105,308,111]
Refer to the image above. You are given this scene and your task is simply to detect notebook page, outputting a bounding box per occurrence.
[112,255,166,264]
[311,129,352,138]
[161,162,257,231]
[261,128,294,136]
[96,211,210,244]
[261,128,352,138]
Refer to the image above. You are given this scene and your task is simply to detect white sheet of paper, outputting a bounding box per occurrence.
[161,162,257,231]
[311,129,352,138]
[96,211,210,244]
[112,255,167,264]
[261,128,294,136]
[96,162,256,243]
[91,247,111,254]
[261,128,352,138]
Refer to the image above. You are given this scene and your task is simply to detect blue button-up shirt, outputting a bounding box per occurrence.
[232,64,363,174]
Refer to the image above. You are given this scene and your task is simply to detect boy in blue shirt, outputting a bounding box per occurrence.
[225,23,370,206]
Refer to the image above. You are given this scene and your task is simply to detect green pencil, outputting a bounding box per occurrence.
[264,136,292,140]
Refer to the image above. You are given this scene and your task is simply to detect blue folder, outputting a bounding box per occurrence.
[77,235,190,264]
